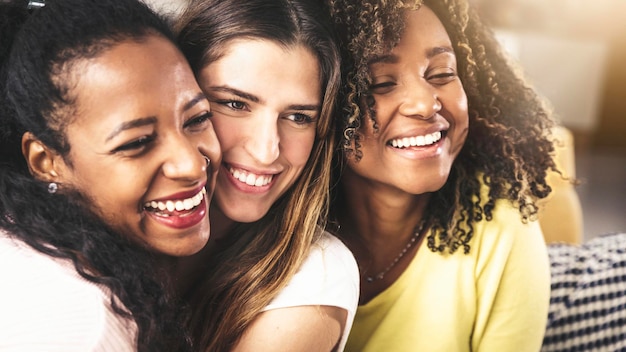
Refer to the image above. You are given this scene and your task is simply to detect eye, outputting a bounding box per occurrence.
[221,100,247,111]
[111,134,155,155]
[426,70,457,85]
[285,113,316,126]
[369,81,396,94]
[184,111,213,132]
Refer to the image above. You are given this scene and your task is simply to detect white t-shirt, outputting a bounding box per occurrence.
[263,231,360,351]
[0,231,137,351]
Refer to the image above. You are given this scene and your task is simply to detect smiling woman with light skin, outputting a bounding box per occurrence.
[0,0,220,350]
[325,0,558,350]
[175,0,359,350]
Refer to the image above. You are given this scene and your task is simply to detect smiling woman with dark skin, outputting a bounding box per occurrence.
[0,0,220,350]
[325,0,557,350]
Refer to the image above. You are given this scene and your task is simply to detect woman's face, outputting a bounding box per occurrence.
[345,6,469,195]
[57,35,221,256]
[197,39,321,223]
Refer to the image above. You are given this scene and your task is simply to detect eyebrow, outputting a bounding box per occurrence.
[368,45,455,65]
[106,116,157,142]
[104,93,207,142]
[288,104,321,112]
[209,86,319,112]
[183,92,210,111]
[368,54,398,65]
[426,46,455,59]
[208,86,261,104]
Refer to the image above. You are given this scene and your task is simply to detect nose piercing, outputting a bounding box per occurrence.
[204,156,210,166]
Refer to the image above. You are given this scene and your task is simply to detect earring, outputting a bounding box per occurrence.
[47,182,58,194]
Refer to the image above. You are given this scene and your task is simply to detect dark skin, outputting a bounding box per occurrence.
[335,172,430,303]
[334,5,468,304]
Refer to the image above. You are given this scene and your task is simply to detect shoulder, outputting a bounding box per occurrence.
[466,196,548,276]
[473,195,544,247]
[264,230,359,313]
[0,233,136,351]
[312,230,360,274]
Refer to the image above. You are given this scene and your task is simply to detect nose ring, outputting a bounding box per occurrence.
[201,155,211,172]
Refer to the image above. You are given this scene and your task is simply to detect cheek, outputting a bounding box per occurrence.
[281,130,316,167]
[211,118,242,151]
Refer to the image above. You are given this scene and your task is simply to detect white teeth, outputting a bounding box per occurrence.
[390,131,442,148]
[229,167,273,187]
[144,188,206,213]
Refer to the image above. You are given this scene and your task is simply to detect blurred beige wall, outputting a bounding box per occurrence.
[472,0,626,152]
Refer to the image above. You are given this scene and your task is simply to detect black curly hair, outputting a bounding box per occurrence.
[327,0,558,254]
[0,0,192,350]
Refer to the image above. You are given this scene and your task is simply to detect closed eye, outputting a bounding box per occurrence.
[427,72,457,85]
[111,134,155,155]
[369,81,396,94]
[184,111,213,131]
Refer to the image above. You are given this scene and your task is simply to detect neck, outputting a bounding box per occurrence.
[338,174,430,246]
[336,170,431,302]
[170,202,235,297]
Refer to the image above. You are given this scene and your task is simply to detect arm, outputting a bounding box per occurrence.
[231,232,359,352]
[232,305,347,352]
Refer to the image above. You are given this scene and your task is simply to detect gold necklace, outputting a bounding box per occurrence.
[365,220,427,283]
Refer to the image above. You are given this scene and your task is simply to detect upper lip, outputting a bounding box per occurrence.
[146,183,207,203]
[387,123,448,143]
[223,162,281,176]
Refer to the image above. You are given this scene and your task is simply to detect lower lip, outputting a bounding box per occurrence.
[222,165,275,194]
[146,195,208,229]
[388,138,445,159]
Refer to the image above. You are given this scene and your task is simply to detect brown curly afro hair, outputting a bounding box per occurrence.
[327,0,558,254]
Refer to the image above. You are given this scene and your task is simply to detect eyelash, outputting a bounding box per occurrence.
[427,72,457,84]
[215,99,247,111]
[369,71,458,91]
[112,112,212,155]
[287,113,316,125]
[184,111,213,129]
[370,81,396,90]
[112,134,155,154]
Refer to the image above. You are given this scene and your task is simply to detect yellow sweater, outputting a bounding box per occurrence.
[345,200,550,352]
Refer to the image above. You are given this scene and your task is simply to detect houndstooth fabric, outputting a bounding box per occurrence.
[543,233,626,352]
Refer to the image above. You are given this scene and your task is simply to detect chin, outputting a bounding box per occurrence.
[220,206,265,223]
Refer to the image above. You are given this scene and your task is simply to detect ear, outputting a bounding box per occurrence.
[21,132,66,182]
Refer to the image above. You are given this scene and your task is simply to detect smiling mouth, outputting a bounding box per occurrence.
[143,188,206,216]
[388,131,443,149]
[228,166,274,187]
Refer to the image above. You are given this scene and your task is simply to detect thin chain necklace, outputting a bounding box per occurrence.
[365,219,427,283]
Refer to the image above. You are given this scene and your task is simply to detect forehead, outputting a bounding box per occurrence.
[64,35,199,133]
[201,38,321,98]
[401,6,451,46]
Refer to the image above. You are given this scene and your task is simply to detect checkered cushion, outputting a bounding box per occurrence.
[543,233,626,351]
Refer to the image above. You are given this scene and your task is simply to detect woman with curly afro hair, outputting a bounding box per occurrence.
[325,0,558,350]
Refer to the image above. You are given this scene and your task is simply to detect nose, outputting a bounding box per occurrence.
[398,78,442,119]
[162,135,206,182]
[244,114,280,165]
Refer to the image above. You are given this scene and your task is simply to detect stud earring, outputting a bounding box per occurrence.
[47,182,58,194]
